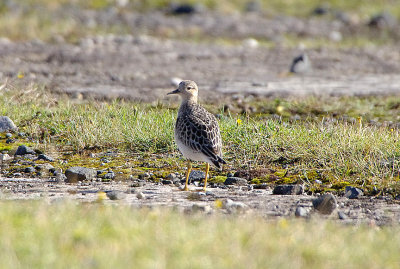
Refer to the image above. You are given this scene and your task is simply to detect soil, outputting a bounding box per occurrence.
[1,10,400,223]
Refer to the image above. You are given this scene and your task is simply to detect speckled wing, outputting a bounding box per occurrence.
[176,104,225,167]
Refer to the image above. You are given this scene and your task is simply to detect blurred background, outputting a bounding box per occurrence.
[0,0,399,101]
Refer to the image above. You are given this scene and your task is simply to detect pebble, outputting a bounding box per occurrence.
[0,116,18,132]
[295,206,308,218]
[131,181,144,187]
[24,166,35,173]
[312,193,337,215]
[338,211,347,220]
[37,154,54,162]
[103,171,115,180]
[138,172,151,180]
[35,163,54,171]
[106,190,126,200]
[189,170,205,182]
[5,133,12,138]
[6,138,14,144]
[13,173,22,177]
[221,198,248,213]
[242,38,259,49]
[273,184,304,195]
[253,183,268,189]
[0,154,11,161]
[65,166,97,183]
[14,145,36,156]
[345,186,363,199]
[136,191,145,199]
[162,180,173,185]
[187,191,206,201]
[224,177,248,186]
[191,204,212,214]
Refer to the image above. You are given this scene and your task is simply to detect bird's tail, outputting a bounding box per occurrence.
[211,156,227,169]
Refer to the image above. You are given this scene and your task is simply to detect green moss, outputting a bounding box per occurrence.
[209,176,227,184]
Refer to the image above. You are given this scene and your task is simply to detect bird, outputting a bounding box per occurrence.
[289,53,312,74]
[167,80,226,191]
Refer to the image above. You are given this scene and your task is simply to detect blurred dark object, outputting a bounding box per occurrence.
[245,1,262,13]
[368,12,397,29]
[311,5,330,16]
[168,3,204,15]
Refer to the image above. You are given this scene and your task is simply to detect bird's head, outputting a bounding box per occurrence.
[167,80,198,102]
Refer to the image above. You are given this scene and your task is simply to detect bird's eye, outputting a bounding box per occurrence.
[186,87,193,90]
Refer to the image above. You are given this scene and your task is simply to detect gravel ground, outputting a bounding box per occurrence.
[0,177,399,225]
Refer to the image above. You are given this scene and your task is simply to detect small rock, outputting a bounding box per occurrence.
[187,191,206,201]
[162,180,173,185]
[5,133,12,138]
[35,163,54,171]
[311,5,330,16]
[224,177,248,186]
[295,206,308,218]
[344,186,363,199]
[0,116,18,132]
[131,181,144,187]
[103,171,115,180]
[65,167,97,183]
[368,12,397,29]
[24,166,35,173]
[136,191,145,199]
[312,193,337,215]
[37,154,54,162]
[221,198,248,213]
[138,172,151,180]
[189,170,205,182]
[253,183,268,189]
[15,145,36,156]
[17,132,25,137]
[242,38,259,49]
[338,211,347,220]
[0,154,11,161]
[13,172,22,177]
[106,190,126,200]
[5,138,14,144]
[169,3,203,15]
[191,204,212,214]
[289,53,312,74]
[273,185,304,195]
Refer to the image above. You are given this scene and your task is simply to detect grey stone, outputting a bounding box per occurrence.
[187,191,206,201]
[5,133,12,138]
[221,198,248,213]
[189,170,205,182]
[6,138,13,144]
[312,193,337,215]
[37,154,54,162]
[103,171,115,180]
[295,206,308,217]
[191,204,212,214]
[0,154,11,161]
[136,191,145,199]
[162,180,173,185]
[273,184,304,195]
[138,172,151,180]
[345,186,363,199]
[65,166,97,183]
[13,172,22,177]
[24,166,35,173]
[106,190,126,200]
[15,145,35,156]
[166,173,178,181]
[0,116,17,132]
[35,163,54,171]
[338,211,347,220]
[224,177,248,186]
[131,181,144,187]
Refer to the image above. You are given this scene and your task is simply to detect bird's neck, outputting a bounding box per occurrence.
[178,97,198,114]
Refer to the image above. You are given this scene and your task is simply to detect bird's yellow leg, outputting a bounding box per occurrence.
[183,161,192,191]
[203,163,210,192]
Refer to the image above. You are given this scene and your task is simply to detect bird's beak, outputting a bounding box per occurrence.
[167,89,179,95]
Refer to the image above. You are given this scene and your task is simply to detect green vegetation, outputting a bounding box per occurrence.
[1,83,400,195]
[0,201,399,269]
